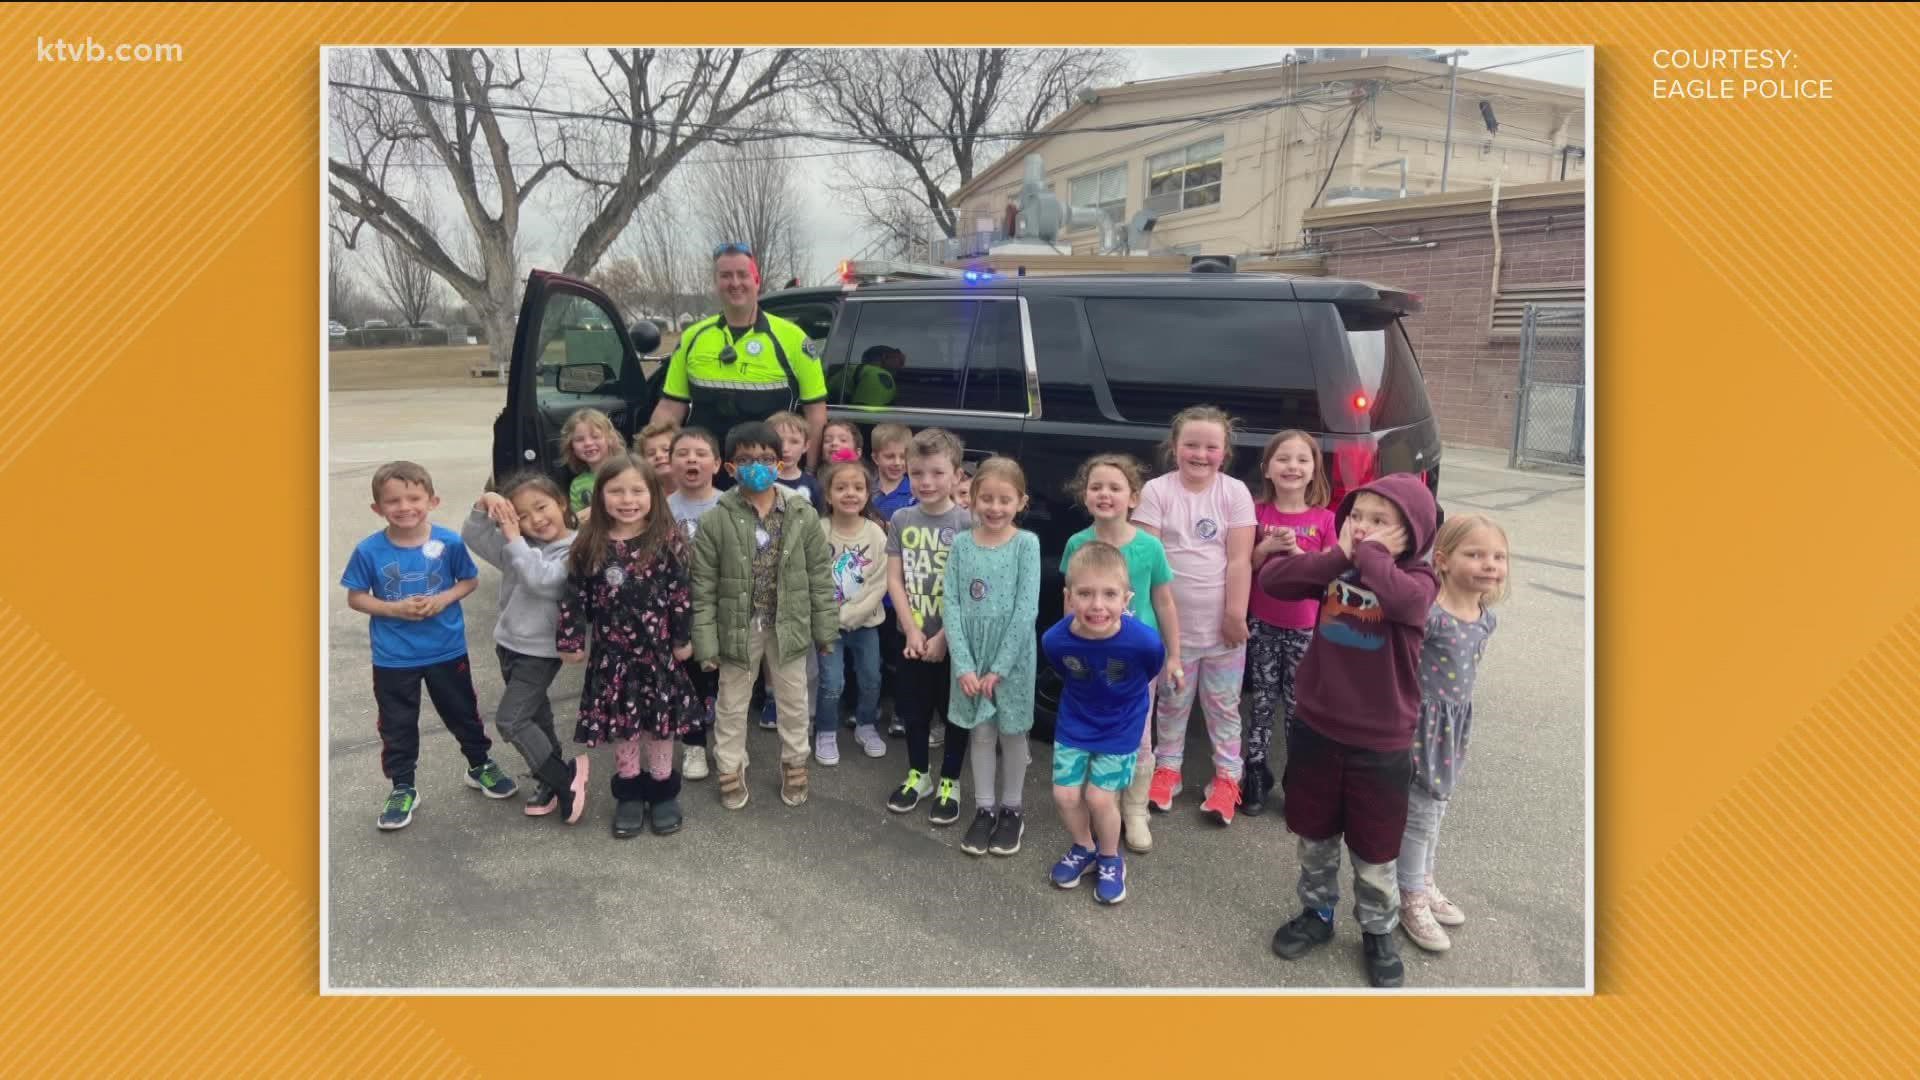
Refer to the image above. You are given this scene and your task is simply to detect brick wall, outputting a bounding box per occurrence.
[1311,200,1585,449]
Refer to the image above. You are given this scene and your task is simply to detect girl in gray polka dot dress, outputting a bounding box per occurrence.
[1398,513,1509,954]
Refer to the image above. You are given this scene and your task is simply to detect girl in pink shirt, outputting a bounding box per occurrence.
[1243,430,1338,816]
[1134,405,1257,826]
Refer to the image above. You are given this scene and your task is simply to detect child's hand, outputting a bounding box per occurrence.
[958,672,982,698]
[904,627,928,660]
[672,643,692,662]
[561,651,587,665]
[1220,615,1250,648]
[397,596,433,620]
[818,643,835,656]
[979,674,1001,700]
[702,660,719,672]
[497,511,522,544]
[1337,517,1358,558]
[1274,526,1299,555]
[1163,656,1185,691]
[921,633,948,664]
[1370,523,1409,558]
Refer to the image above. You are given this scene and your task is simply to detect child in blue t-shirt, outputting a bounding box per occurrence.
[342,461,517,831]
[1042,541,1166,906]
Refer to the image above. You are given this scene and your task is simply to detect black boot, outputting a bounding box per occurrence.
[1363,932,1405,988]
[647,772,684,835]
[611,774,648,839]
[1271,909,1334,960]
[1242,761,1274,816]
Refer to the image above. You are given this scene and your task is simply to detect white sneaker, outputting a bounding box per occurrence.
[682,744,709,781]
[1400,891,1452,952]
[854,725,887,758]
[1426,875,1466,926]
[814,731,840,766]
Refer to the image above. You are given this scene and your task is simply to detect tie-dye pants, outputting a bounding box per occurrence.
[1152,642,1246,781]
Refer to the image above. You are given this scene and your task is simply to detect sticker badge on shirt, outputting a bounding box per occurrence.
[604,565,627,588]
[969,578,988,601]
[746,339,764,357]
[423,539,445,560]
[754,527,771,549]
[1195,518,1220,541]
[938,527,957,546]
[1062,656,1088,678]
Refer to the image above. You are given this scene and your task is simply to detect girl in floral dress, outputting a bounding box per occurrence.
[558,453,703,839]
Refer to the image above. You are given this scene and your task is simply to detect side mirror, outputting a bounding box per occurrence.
[556,362,616,395]
[629,321,662,354]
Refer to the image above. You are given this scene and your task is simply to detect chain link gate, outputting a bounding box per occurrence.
[1510,304,1586,471]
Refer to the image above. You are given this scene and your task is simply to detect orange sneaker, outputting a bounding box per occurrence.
[1201,775,1242,826]
[1147,767,1182,813]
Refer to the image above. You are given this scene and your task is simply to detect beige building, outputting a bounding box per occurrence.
[942,55,1586,262]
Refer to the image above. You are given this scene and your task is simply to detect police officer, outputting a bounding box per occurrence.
[825,344,905,407]
[649,242,828,462]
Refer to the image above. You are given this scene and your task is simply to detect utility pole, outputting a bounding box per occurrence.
[1440,49,1467,193]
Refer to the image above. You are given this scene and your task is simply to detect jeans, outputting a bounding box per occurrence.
[815,625,881,734]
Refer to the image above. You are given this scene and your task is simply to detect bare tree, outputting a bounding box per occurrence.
[607,175,705,316]
[374,200,443,325]
[801,48,1130,244]
[691,139,810,287]
[328,46,805,370]
[327,236,373,326]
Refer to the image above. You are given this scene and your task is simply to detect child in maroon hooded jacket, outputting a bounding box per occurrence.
[1257,473,1438,989]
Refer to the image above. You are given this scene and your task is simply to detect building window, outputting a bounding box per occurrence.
[1068,164,1127,228]
[1146,135,1224,214]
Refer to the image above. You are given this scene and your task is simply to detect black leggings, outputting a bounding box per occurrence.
[899,656,966,777]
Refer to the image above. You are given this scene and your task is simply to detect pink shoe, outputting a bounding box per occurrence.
[565,757,591,825]
[1426,875,1466,926]
[1147,767,1182,813]
[1201,775,1241,826]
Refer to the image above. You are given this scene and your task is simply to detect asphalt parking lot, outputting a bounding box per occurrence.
[325,384,1587,990]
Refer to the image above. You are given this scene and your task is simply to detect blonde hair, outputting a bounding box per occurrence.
[1259,430,1330,508]
[638,419,681,447]
[970,456,1027,499]
[766,411,808,442]
[908,427,965,469]
[560,409,627,472]
[871,423,912,455]
[1065,540,1130,588]
[1432,513,1511,606]
[1162,405,1239,473]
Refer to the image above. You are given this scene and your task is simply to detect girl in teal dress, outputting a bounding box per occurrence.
[942,457,1042,858]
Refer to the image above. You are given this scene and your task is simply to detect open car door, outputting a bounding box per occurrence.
[490,270,660,488]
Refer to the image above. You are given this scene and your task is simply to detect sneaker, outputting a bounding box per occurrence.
[523,781,559,817]
[929,724,944,748]
[1400,892,1452,953]
[928,779,961,825]
[1094,854,1127,905]
[1270,909,1335,960]
[1364,931,1406,988]
[815,731,840,767]
[1050,844,1098,888]
[612,800,648,839]
[854,725,887,758]
[1426,876,1466,926]
[682,744,709,781]
[377,785,418,830]
[758,700,779,730]
[465,760,518,799]
[649,797,683,836]
[1147,767,1182,813]
[886,718,907,738]
[959,808,996,855]
[718,768,750,811]
[564,757,590,825]
[887,769,933,813]
[1201,775,1242,826]
[780,762,809,807]
[988,808,1025,856]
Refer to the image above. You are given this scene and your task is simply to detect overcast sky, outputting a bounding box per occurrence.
[339,46,1588,303]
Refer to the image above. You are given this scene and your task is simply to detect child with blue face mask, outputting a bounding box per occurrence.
[690,421,839,811]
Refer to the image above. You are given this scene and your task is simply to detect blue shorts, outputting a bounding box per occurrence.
[1052,745,1138,792]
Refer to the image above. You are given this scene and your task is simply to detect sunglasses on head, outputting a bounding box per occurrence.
[713,242,753,258]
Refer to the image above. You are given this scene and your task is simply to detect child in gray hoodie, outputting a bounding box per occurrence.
[462,473,593,825]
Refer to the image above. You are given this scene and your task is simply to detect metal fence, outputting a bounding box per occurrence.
[1510,304,1586,471]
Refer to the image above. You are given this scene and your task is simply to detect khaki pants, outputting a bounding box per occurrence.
[714,622,812,776]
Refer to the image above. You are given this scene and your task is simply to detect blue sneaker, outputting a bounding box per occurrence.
[378,785,419,830]
[1050,844,1098,889]
[1094,854,1127,905]
[465,760,518,799]
[759,699,779,730]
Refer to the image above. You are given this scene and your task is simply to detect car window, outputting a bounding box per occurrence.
[963,300,1026,414]
[842,299,979,410]
[534,292,628,406]
[1341,307,1432,431]
[766,299,837,359]
[1085,298,1323,429]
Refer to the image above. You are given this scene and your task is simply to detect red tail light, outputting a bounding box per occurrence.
[1325,439,1379,510]
[1352,393,1370,411]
